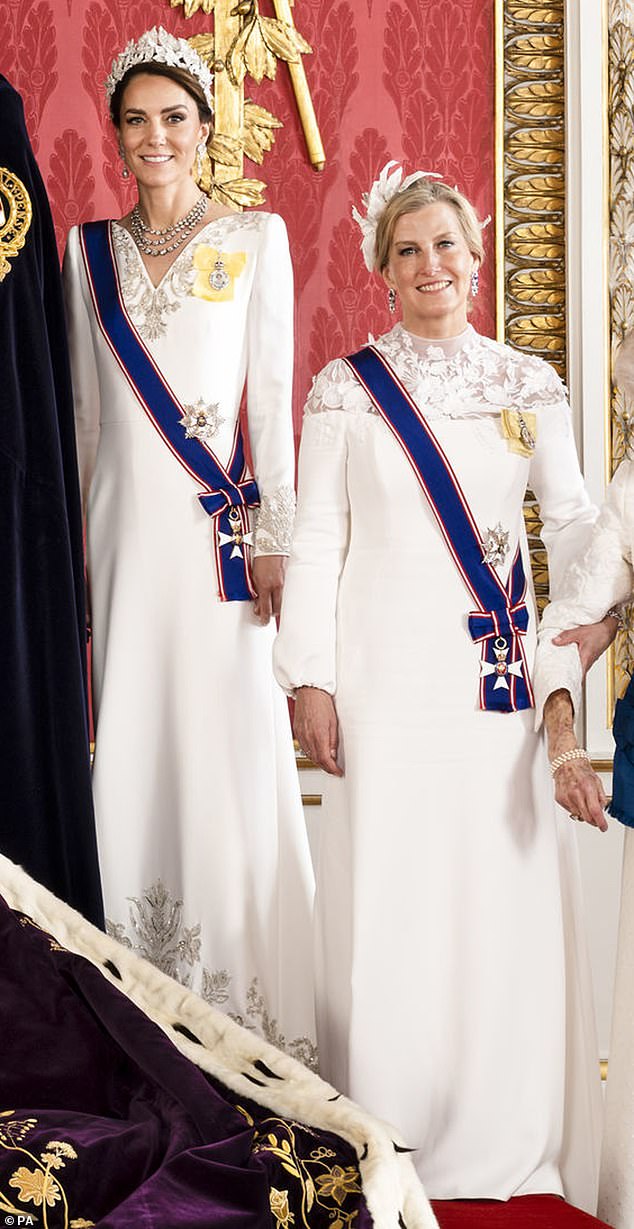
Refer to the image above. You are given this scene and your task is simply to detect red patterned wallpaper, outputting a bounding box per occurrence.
[1,0,495,429]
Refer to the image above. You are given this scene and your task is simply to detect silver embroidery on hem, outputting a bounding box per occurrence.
[106,876,318,1070]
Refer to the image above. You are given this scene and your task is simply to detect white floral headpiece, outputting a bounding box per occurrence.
[105,26,214,113]
[352,160,442,271]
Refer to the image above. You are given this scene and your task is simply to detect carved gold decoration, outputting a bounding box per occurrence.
[608,0,634,693]
[0,166,32,282]
[174,0,323,208]
[495,0,567,614]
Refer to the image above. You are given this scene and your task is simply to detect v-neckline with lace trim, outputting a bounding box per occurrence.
[111,214,236,292]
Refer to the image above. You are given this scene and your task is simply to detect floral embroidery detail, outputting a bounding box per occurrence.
[201,967,231,1005]
[192,246,247,302]
[305,324,568,427]
[229,979,318,1070]
[270,1187,295,1228]
[0,1120,92,1227]
[181,398,225,443]
[255,484,296,554]
[111,214,265,341]
[314,1164,361,1207]
[107,881,318,1067]
[9,1165,61,1207]
[250,1118,360,1227]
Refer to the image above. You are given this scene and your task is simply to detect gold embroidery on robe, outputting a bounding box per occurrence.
[0,166,32,282]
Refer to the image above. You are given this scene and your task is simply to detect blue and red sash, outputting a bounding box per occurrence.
[79,220,257,602]
[345,345,534,713]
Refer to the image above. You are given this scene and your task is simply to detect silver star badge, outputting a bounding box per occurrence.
[481,522,510,568]
[181,399,225,444]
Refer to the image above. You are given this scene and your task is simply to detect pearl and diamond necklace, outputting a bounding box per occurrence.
[130,193,208,257]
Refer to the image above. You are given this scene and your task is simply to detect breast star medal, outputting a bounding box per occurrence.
[500,409,537,457]
[480,636,525,691]
[181,399,225,444]
[481,523,510,568]
[218,508,254,559]
[192,246,247,302]
[0,166,32,282]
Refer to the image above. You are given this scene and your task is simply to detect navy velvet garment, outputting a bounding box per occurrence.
[0,895,372,1228]
[610,672,634,827]
[0,76,103,925]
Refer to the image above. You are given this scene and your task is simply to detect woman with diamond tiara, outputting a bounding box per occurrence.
[274,163,608,1204]
[62,26,316,1064]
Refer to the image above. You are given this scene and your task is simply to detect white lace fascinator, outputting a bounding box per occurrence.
[105,26,214,112]
[352,160,441,272]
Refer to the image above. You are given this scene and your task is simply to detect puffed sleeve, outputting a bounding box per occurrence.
[527,364,598,598]
[62,226,101,516]
[533,458,634,723]
[246,212,296,556]
[273,390,351,696]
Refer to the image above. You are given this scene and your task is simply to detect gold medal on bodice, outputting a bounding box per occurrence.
[0,166,32,282]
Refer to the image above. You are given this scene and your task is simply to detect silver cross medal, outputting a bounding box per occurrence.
[218,507,254,559]
[480,635,524,691]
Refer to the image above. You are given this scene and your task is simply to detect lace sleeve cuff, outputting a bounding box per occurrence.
[254,484,296,555]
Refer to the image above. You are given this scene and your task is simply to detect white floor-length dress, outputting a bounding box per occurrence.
[63,211,317,1066]
[274,324,603,1202]
[534,458,634,1229]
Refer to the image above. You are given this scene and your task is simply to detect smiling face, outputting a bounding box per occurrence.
[118,72,209,191]
[382,201,478,338]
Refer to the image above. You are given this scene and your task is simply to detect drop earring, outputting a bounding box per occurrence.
[470,268,479,297]
[196,142,206,179]
[388,287,397,314]
[118,140,129,180]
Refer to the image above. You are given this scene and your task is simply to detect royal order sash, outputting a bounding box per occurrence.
[345,345,534,714]
[79,220,257,602]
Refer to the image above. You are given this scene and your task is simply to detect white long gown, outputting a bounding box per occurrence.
[63,211,317,1067]
[534,458,634,1229]
[274,324,603,1203]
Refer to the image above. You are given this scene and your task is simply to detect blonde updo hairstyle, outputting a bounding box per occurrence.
[374,178,485,275]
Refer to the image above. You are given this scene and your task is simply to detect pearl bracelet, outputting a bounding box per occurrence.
[550,747,590,776]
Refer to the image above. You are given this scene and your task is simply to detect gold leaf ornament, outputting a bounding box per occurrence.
[170,0,216,15]
[209,176,266,208]
[242,101,282,164]
[228,6,311,86]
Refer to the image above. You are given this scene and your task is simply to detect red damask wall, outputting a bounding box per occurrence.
[1,0,495,427]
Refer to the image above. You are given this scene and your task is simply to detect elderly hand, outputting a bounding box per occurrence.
[294,686,343,777]
[544,688,608,832]
[553,614,619,676]
[252,554,287,623]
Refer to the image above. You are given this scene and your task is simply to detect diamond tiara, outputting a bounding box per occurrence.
[105,26,214,112]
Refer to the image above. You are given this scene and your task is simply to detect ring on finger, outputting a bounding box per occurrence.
[569,813,582,822]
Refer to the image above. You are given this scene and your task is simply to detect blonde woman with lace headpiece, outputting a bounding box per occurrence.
[62,26,316,1064]
[274,162,608,1209]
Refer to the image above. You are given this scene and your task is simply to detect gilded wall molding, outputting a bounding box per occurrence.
[495,0,566,612]
[608,0,634,694]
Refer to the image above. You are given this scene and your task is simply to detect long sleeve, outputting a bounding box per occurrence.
[533,458,634,723]
[62,226,101,516]
[527,376,598,599]
[273,408,351,695]
[246,212,296,556]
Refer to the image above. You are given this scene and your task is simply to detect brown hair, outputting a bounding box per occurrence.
[109,63,212,127]
[374,179,485,273]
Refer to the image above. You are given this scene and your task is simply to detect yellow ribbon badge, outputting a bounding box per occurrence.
[192,245,247,302]
[500,408,537,458]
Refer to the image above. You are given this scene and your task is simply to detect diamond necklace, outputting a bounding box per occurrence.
[130,193,208,257]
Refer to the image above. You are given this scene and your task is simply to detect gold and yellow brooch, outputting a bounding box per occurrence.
[192,246,247,302]
[500,408,537,457]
